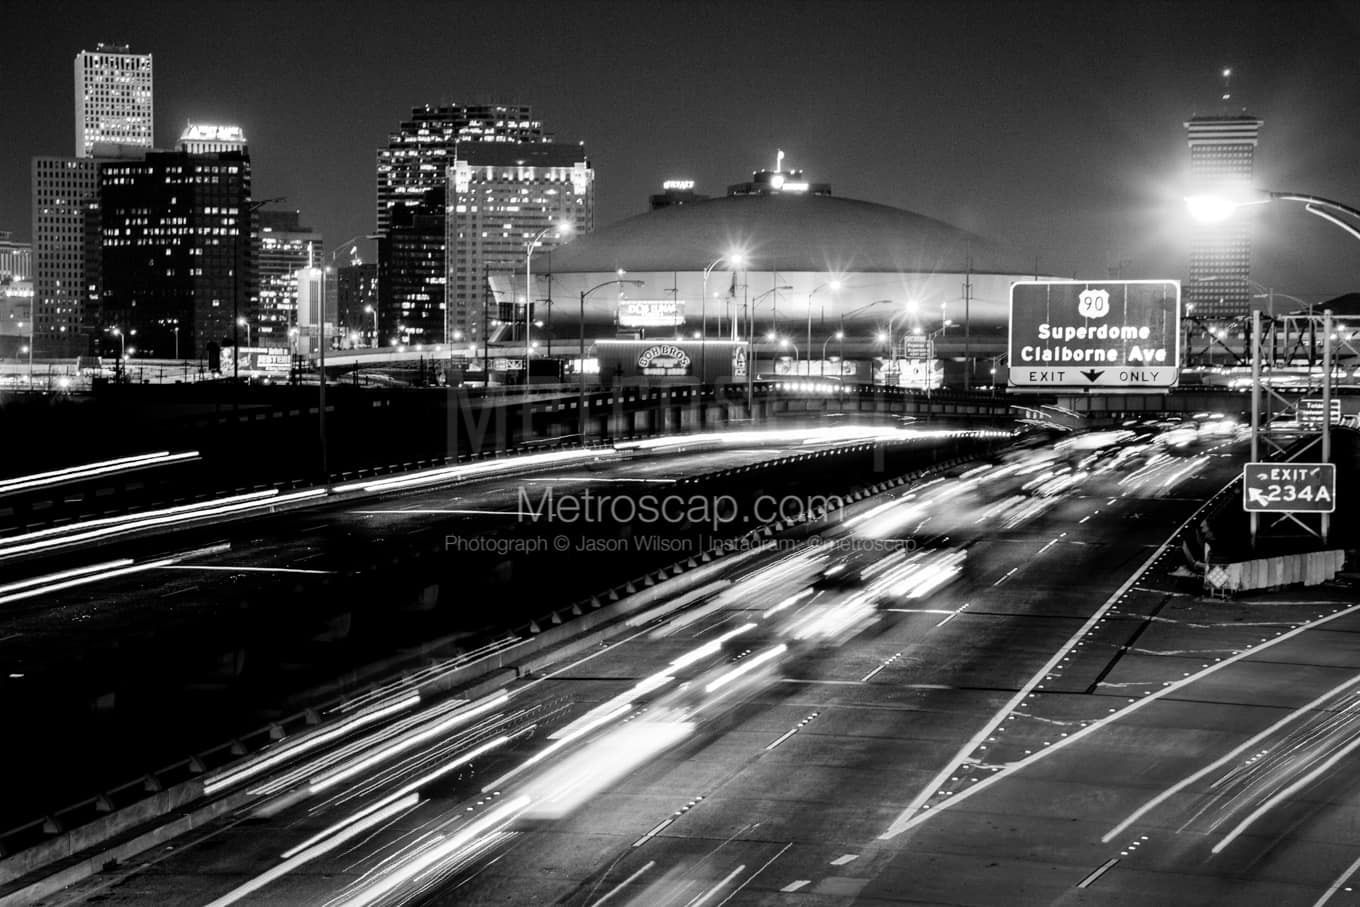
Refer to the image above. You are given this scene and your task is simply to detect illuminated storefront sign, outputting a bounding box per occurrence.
[637,344,692,376]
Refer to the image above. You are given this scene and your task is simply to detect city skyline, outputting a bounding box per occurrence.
[4,0,1360,304]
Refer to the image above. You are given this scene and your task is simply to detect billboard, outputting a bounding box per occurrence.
[618,299,685,328]
[1009,280,1180,391]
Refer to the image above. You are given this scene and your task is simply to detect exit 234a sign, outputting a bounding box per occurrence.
[1242,462,1336,513]
[1008,280,1181,391]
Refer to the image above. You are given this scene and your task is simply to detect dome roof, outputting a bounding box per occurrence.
[550,191,1035,276]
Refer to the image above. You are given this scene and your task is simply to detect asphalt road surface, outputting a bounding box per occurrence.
[35,420,1360,906]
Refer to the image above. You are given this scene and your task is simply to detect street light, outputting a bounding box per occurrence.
[524,221,572,390]
[364,304,378,348]
[701,251,745,378]
[236,317,251,349]
[807,279,841,372]
[821,330,843,377]
[579,275,644,443]
[779,338,799,367]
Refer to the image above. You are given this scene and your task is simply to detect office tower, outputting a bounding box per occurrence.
[31,157,105,356]
[445,141,594,343]
[376,103,548,236]
[378,187,445,345]
[98,137,254,359]
[1185,75,1263,324]
[74,44,154,158]
[337,260,379,345]
[257,209,322,342]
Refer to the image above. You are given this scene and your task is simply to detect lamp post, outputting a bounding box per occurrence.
[821,330,843,377]
[236,317,251,350]
[1185,187,1360,545]
[701,252,745,379]
[807,280,840,375]
[364,304,378,348]
[579,275,644,443]
[748,284,792,381]
[524,222,571,391]
[779,338,799,369]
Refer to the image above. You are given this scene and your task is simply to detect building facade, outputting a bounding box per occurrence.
[98,146,255,359]
[1185,112,1263,323]
[378,187,445,345]
[31,156,105,356]
[74,44,154,158]
[257,208,322,343]
[337,261,379,345]
[0,234,32,282]
[445,141,594,344]
[376,103,548,237]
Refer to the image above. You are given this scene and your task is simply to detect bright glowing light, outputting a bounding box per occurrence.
[1186,194,1240,224]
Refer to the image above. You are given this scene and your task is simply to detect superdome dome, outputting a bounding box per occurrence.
[548,191,1036,277]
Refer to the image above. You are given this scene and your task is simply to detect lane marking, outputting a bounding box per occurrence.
[880,471,1241,840]
[1077,858,1119,889]
[766,712,820,750]
[590,860,657,907]
[992,567,1019,587]
[1037,539,1059,555]
[632,818,674,847]
[1312,851,1360,907]
[350,508,514,515]
[830,853,858,866]
[781,880,811,892]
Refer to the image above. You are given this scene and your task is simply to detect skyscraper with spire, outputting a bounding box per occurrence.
[1184,68,1263,324]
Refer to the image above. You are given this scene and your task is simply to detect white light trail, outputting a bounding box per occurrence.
[202,693,422,797]
[0,450,199,495]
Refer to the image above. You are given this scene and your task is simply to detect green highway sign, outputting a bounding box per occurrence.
[1242,462,1336,513]
[1009,280,1181,391]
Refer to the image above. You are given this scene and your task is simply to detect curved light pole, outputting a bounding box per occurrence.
[579,275,644,443]
[701,252,745,379]
[821,330,843,377]
[779,338,799,370]
[807,280,841,372]
[1185,187,1360,546]
[364,304,378,348]
[524,222,571,391]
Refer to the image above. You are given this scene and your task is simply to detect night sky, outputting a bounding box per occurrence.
[5,0,1360,301]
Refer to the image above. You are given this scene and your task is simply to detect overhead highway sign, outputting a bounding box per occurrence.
[1008,280,1180,391]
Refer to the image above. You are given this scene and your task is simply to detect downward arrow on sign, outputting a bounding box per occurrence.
[1079,369,1105,383]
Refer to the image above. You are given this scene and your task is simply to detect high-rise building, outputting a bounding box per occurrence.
[1185,76,1263,324]
[257,209,322,342]
[74,44,154,158]
[31,156,105,356]
[0,233,32,282]
[98,141,254,359]
[445,141,594,343]
[378,187,445,345]
[376,103,548,236]
[337,260,379,345]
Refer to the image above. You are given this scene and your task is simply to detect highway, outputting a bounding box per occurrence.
[28,417,1359,905]
[0,425,989,840]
